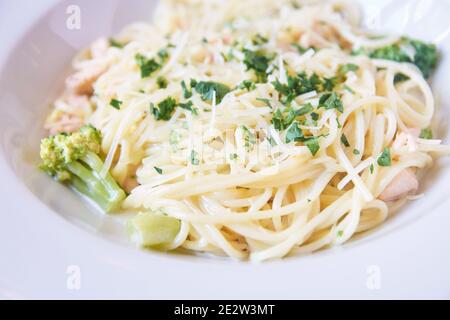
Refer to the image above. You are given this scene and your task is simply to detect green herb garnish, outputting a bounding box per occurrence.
[192,81,231,104]
[419,128,433,139]
[135,53,161,78]
[341,134,350,147]
[150,97,177,121]
[318,92,344,113]
[243,49,272,82]
[157,76,168,89]
[377,147,392,167]
[110,99,123,110]
[190,150,200,165]
[179,101,198,115]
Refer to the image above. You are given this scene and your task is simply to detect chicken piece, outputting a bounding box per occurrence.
[379,168,419,202]
[45,114,85,136]
[45,94,92,135]
[65,63,109,96]
[66,38,111,96]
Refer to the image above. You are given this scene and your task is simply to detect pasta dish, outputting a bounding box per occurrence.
[40,0,449,261]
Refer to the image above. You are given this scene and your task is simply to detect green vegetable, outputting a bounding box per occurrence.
[252,34,269,46]
[377,147,392,167]
[109,38,125,48]
[394,73,410,83]
[190,150,200,165]
[181,80,192,99]
[338,63,359,76]
[310,112,319,121]
[241,126,257,151]
[284,122,321,155]
[128,211,181,247]
[271,103,314,131]
[343,85,355,94]
[156,76,168,89]
[291,43,314,54]
[370,164,374,174]
[305,138,320,156]
[341,133,350,147]
[256,98,272,108]
[318,92,344,113]
[179,101,198,115]
[354,38,438,78]
[419,128,433,139]
[353,149,360,155]
[135,53,161,78]
[243,49,272,82]
[322,77,338,91]
[192,81,231,104]
[157,48,170,62]
[272,72,323,104]
[154,167,163,174]
[237,80,256,91]
[39,125,126,212]
[110,99,123,110]
[150,97,177,121]
[285,121,304,143]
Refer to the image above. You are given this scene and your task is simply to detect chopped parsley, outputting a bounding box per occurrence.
[305,138,320,156]
[179,101,198,115]
[370,164,374,174]
[256,98,272,108]
[341,133,350,147]
[318,92,344,113]
[271,103,313,131]
[135,53,161,78]
[154,167,163,174]
[394,73,410,83]
[181,80,192,99]
[419,128,433,139]
[190,150,200,165]
[310,112,319,121]
[284,122,321,155]
[157,48,170,62]
[229,153,238,160]
[343,85,355,94]
[252,34,269,46]
[110,98,123,110]
[353,149,360,155]
[272,72,323,104]
[241,126,257,151]
[338,63,359,76]
[337,230,344,237]
[285,121,304,143]
[156,76,168,89]
[377,147,392,167]
[291,43,313,54]
[237,80,256,91]
[243,49,272,82]
[322,77,338,91]
[150,97,177,121]
[192,80,231,104]
[109,38,124,48]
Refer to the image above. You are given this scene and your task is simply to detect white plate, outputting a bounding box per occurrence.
[1,0,450,299]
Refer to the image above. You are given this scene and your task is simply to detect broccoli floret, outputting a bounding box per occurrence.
[40,125,126,212]
[354,37,438,78]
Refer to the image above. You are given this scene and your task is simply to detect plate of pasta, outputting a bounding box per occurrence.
[1,0,450,298]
